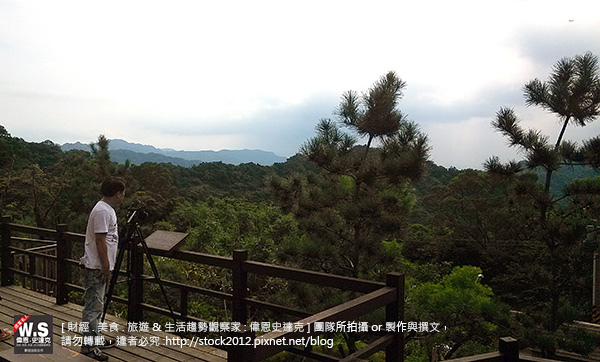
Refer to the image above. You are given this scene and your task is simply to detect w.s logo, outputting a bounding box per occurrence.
[13,315,53,354]
[15,320,49,337]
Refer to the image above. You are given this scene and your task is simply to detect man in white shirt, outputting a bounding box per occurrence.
[80,177,125,361]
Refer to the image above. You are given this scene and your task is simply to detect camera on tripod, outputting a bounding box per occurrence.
[126,208,149,225]
[103,206,188,324]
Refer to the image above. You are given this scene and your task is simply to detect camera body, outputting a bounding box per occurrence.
[126,208,149,225]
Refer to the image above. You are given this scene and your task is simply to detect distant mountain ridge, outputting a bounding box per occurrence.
[61,139,287,166]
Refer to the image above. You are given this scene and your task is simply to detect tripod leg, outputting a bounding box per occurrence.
[101,228,129,323]
[134,226,178,324]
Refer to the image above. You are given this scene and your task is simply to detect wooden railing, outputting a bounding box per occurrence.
[0,216,404,361]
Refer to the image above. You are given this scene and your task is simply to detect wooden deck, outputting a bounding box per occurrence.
[0,285,227,361]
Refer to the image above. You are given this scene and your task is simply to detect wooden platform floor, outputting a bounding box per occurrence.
[0,285,227,362]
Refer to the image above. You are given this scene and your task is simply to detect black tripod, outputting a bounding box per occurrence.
[101,209,177,324]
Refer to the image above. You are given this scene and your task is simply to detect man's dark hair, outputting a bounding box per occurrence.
[101,177,126,197]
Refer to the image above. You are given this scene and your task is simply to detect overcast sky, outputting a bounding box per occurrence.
[1,0,599,169]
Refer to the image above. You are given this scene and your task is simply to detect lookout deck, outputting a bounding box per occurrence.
[0,285,227,362]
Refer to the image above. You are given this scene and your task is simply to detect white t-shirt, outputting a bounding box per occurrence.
[81,200,119,271]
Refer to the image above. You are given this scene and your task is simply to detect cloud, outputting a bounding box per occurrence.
[515,23,600,72]
[424,116,519,170]
[83,92,341,156]
[404,85,524,125]
[243,92,341,156]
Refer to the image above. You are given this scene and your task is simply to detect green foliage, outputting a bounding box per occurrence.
[0,130,101,228]
[404,340,429,362]
[567,175,600,195]
[560,328,600,356]
[414,167,597,317]
[408,266,495,317]
[538,165,600,197]
[513,310,600,358]
[452,341,494,358]
[337,175,355,193]
[337,71,407,138]
[406,266,509,360]
[524,52,600,126]
[90,135,113,177]
[187,301,219,320]
[164,197,302,263]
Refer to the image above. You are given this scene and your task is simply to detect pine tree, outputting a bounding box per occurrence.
[270,72,429,278]
[486,52,600,349]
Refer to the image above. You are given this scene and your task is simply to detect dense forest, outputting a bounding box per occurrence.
[2,54,600,361]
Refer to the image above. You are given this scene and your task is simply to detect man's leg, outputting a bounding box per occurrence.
[82,268,106,348]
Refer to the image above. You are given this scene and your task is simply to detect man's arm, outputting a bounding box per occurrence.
[95,233,110,283]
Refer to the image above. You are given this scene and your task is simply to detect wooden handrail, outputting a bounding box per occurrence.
[252,286,397,361]
[11,236,56,245]
[4,222,58,239]
[244,260,385,293]
[151,247,234,269]
[8,245,57,261]
[447,352,504,362]
[339,335,394,361]
[32,224,386,293]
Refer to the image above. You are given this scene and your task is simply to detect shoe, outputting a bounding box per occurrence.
[98,336,116,349]
[81,347,109,361]
[0,328,12,341]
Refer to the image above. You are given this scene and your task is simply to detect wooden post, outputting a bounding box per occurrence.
[230,250,249,362]
[228,327,255,362]
[386,272,405,362]
[593,251,600,324]
[589,223,600,324]
[499,337,519,362]
[1,216,14,286]
[56,223,69,305]
[232,250,248,324]
[29,251,36,291]
[128,240,144,322]
[180,289,188,318]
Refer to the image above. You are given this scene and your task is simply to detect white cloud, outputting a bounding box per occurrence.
[424,117,518,170]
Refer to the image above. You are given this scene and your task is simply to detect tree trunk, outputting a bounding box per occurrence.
[544,117,570,193]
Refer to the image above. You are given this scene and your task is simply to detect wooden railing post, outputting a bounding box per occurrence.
[232,250,248,324]
[56,223,69,305]
[386,272,405,362]
[499,337,518,362]
[228,327,255,362]
[30,250,37,290]
[593,251,600,324]
[1,216,14,286]
[230,249,249,362]
[128,241,144,322]
[180,288,188,318]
